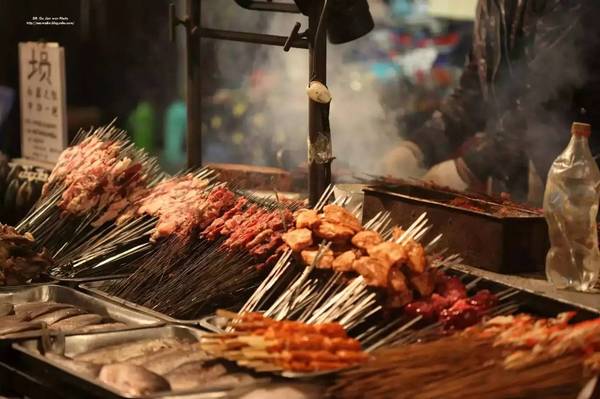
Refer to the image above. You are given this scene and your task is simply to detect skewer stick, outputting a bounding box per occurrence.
[497,289,520,302]
[367,316,423,352]
[412,225,432,242]
[395,212,427,244]
[297,272,343,322]
[425,233,444,251]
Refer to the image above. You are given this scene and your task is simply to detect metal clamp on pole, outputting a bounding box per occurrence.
[283,22,307,52]
[169,3,196,42]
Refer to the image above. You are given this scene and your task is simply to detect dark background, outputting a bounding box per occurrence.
[0,0,473,176]
[0,0,180,157]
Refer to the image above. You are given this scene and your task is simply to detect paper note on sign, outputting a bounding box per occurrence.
[19,42,68,165]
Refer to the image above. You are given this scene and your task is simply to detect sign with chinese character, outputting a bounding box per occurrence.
[19,42,67,165]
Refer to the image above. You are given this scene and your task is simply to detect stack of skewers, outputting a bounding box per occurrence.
[330,312,600,399]
[105,187,302,318]
[14,122,166,280]
[201,310,369,374]
[231,186,514,352]
[6,121,600,399]
[6,123,516,349]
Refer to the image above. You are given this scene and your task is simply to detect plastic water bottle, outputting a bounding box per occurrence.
[544,122,600,291]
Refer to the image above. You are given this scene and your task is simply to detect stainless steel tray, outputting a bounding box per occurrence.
[52,273,131,288]
[13,325,264,398]
[0,285,164,341]
[0,278,57,292]
[80,280,203,326]
[198,316,228,334]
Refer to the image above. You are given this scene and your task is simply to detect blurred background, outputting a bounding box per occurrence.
[0,0,476,177]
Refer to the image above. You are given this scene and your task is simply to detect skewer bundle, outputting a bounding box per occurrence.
[329,313,600,399]
[238,189,393,323]
[201,310,368,374]
[107,238,263,318]
[114,170,224,243]
[16,122,164,278]
[229,186,523,355]
[60,167,224,279]
[104,186,303,319]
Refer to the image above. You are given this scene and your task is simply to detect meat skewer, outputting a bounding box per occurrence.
[14,122,166,279]
[104,187,302,319]
[202,312,368,373]
[0,224,54,285]
[331,312,600,399]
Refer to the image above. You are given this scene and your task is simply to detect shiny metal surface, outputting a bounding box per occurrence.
[0,279,57,292]
[0,285,163,336]
[79,280,201,326]
[197,316,227,334]
[19,325,204,357]
[13,325,261,398]
[53,273,130,287]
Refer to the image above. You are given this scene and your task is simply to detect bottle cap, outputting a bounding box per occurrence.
[572,122,591,137]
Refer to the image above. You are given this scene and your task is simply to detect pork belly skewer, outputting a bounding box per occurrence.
[104,185,302,319]
[56,167,222,278]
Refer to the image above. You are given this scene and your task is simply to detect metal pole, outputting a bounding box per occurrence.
[186,0,202,168]
[308,0,331,206]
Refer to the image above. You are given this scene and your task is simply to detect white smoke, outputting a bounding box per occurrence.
[201,0,404,177]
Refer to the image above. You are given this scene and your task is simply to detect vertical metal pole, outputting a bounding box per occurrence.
[186,0,203,168]
[308,0,331,206]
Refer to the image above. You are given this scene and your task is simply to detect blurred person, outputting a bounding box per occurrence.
[383,1,600,203]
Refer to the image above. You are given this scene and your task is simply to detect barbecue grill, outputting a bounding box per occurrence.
[362,182,549,274]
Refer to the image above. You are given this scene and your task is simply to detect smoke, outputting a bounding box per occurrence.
[200,0,403,177]
[478,1,600,195]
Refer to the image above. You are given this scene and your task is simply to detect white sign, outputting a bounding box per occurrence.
[19,42,67,165]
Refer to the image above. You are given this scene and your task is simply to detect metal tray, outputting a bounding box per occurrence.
[79,280,203,326]
[0,285,164,342]
[12,325,263,399]
[0,276,57,292]
[198,315,228,334]
[53,273,131,288]
[363,185,549,274]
